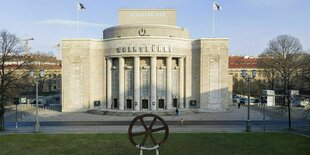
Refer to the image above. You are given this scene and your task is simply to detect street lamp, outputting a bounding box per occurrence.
[14,97,19,130]
[241,69,256,132]
[29,69,44,133]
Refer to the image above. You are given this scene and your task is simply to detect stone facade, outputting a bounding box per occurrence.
[62,9,231,112]
[118,9,176,26]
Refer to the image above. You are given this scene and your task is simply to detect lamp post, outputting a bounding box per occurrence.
[29,69,44,133]
[14,97,19,129]
[241,69,256,132]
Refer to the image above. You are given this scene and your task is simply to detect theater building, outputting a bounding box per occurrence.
[62,9,232,112]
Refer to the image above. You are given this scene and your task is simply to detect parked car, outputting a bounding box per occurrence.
[30,96,47,105]
[233,96,240,103]
[301,99,309,106]
[239,98,248,104]
[291,96,301,107]
[239,98,259,105]
[250,98,260,104]
[42,103,50,108]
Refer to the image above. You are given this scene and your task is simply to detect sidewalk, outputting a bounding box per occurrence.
[6,105,271,122]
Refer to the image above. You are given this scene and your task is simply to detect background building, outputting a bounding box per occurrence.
[28,54,62,93]
[62,9,232,112]
[229,56,266,82]
[3,54,61,105]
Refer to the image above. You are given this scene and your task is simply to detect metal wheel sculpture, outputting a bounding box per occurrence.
[128,114,169,150]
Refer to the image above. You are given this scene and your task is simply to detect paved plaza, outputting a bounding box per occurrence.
[3,105,310,136]
[6,105,270,122]
[4,105,269,134]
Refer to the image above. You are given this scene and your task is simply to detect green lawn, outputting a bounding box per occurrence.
[0,133,309,155]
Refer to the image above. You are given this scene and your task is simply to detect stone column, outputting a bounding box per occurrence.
[179,57,184,108]
[185,57,191,109]
[106,58,112,109]
[102,58,107,109]
[134,56,140,111]
[119,57,125,110]
[151,56,157,111]
[166,56,172,110]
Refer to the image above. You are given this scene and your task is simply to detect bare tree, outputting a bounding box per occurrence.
[257,57,278,90]
[0,30,28,131]
[299,52,310,93]
[259,35,303,129]
[298,52,310,119]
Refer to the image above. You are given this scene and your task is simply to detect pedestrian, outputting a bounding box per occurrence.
[238,103,240,109]
[175,108,179,116]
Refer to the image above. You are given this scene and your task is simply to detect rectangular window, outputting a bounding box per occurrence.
[141,69,149,97]
[157,69,166,97]
[172,68,179,96]
[125,69,133,96]
[112,69,119,97]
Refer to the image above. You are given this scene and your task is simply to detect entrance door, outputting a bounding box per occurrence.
[142,99,148,110]
[113,98,118,109]
[126,99,132,109]
[158,99,165,109]
[173,99,178,108]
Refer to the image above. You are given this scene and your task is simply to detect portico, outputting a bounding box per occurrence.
[105,56,184,111]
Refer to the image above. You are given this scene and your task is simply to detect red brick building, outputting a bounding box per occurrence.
[229,56,266,81]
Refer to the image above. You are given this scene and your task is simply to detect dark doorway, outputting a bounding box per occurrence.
[126,99,132,109]
[173,99,178,108]
[113,98,118,109]
[158,99,165,109]
[142,99,148,109]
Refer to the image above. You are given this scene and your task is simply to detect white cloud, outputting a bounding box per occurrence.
[32,19,110,28]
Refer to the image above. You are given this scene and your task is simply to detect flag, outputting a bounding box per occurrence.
[78,2,86,11]
[213,2,221,11]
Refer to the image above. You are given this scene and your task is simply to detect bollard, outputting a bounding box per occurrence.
[180,118,184,127]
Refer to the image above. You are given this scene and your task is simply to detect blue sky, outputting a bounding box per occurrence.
[0,0,309,56]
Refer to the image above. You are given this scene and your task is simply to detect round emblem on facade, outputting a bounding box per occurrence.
[138,28,146,36]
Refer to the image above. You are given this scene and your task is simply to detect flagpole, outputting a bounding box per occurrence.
[77,0,80,38]
[212,1,215,38]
